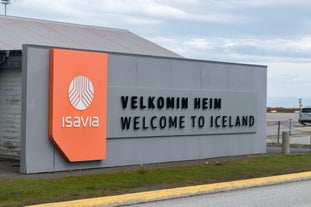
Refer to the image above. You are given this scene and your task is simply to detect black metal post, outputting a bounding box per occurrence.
[289,118,292,136]
[277,121,281,143]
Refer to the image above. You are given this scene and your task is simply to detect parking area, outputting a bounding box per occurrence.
[267,112,311,145]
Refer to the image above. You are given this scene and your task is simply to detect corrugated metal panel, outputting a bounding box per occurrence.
[0,68,21,159]
[0,15,182,58]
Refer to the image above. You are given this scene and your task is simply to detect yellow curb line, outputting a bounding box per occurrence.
[27,171,311,207]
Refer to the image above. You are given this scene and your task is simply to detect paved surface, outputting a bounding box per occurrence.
[267,112,311,145]
[128,179,311,207]
[267,146,311,154]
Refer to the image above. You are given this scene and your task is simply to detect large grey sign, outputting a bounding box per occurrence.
[108,87,257,138]
[20,45,267,174]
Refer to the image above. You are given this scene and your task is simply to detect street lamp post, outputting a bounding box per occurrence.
[1,0,11,16]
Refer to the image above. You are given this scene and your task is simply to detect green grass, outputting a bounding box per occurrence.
[2,154,311,207]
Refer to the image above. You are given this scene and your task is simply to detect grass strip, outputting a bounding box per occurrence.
[2,154,311,207]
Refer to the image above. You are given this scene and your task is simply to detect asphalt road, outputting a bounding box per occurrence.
[127,179,311,207]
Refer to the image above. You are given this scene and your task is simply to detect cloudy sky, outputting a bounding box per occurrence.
[4,0,311,107]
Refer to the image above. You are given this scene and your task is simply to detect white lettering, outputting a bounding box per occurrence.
[73,117,80,127]
[66,116,72,128]
[93,116,99,127]
[81,116,89,127]
[61,116,100,128]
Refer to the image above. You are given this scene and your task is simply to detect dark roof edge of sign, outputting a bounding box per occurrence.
[21,44,267,68]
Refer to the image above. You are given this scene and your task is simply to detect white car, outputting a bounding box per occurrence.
[299,107,311,125]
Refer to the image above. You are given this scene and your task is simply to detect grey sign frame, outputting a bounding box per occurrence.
[20,45,267,174]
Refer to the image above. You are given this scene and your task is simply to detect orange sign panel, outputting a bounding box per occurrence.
[49,49,108,162]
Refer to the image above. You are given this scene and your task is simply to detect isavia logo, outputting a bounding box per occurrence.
[68,75,94,110]
[49,49,108,162]
[62,75,99,128]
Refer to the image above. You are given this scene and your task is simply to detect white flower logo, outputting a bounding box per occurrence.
[68,75,94,110]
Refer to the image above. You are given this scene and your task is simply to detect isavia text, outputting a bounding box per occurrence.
[62,116,99,128]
